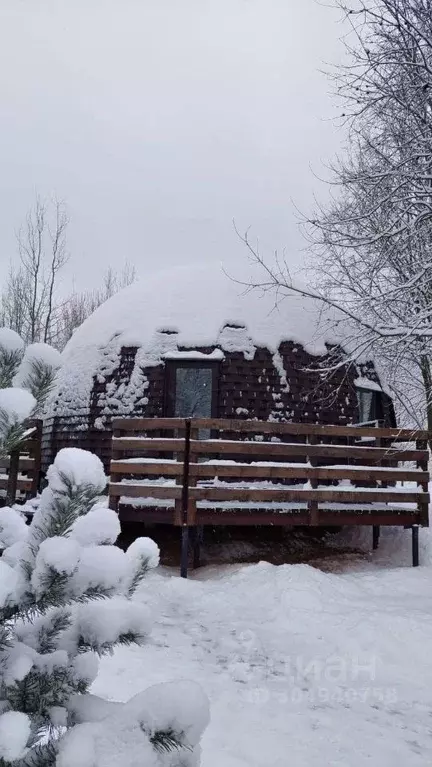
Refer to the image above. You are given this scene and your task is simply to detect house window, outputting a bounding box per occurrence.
[356,388,384,424]
[164,361,219,419]
[357,389,374,423]
[174,367,213,418]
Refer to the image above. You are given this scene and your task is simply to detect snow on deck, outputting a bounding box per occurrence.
[92,535,432,766]
[115,474,422,512]
[113,457,422,473]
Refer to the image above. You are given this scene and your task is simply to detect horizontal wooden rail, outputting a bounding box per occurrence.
[0,478,33,492]
[112,416,430,442]
[108,417,431,531]
[110,460,183,476]
[189,464,428,483]
[110,483,181,500]
[112,437,185,452]
[111,458,428,484]
[0,458,35,471]
[109,482,427,505]
[112,436,427,463]
[190,487,427,504]
[0,419,42,506]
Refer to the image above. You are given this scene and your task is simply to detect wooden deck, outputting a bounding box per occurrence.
[0,420,42,506]
[108,418,430,573]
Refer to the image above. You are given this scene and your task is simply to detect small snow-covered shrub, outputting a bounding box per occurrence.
[0,447,209,766]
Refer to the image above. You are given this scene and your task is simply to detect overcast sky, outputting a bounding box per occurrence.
[0,0,344,293]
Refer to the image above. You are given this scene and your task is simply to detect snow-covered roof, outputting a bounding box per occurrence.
[65,261,342,353]
[49,261,360,416]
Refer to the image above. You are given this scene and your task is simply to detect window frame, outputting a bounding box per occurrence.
[163,359,220,419]
[356,386,385,425]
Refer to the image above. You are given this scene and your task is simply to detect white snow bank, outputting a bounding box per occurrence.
[46,448,107,495]
[93,554,432,767]
[330,523,432,568]
[0,327,25,355]
[0,387,36,423]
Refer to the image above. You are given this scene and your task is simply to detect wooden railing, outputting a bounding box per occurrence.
[0,420,43,506]
[109,418,430,529]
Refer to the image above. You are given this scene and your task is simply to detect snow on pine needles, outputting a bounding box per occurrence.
[0,447,209,767]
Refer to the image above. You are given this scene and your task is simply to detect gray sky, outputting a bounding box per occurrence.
[0,0,343,292]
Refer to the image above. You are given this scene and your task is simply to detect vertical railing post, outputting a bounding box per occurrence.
[412,525,420,567]
[180,419,191,578]
[416,438,429,529]
[411,436,429,567]
[30,419,43,497]
[189,424,200,569]
[307,432,319,526]
[6,448,20,507]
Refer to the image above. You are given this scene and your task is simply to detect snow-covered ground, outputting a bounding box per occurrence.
[93,527,432,766]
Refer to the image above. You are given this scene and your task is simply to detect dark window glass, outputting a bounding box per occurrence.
[357,389,374,423]
[174,367,213,418]
[356,388,387,424]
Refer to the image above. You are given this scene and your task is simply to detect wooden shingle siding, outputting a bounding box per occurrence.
[42,343,384,473]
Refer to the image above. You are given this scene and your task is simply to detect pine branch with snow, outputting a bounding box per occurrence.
[0,389,36,459]
[13,344,62,416]
[0,330,62,458]
[0,329,25,389]
[0,448,208,767]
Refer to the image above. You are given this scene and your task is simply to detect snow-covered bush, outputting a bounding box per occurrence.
[0,447,208,767]
[0,329,62,457]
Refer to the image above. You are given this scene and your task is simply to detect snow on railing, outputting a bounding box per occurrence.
[108,418,430,573]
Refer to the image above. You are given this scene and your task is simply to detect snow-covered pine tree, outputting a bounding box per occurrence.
[0,328,62,457]
[0,447,208,767]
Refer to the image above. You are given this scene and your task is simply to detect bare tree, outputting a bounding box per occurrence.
[1,199,137,351]
[44,201,69,342]
[239,0,432,428]
[1,197,69,345]
[56,263,137,349]
[0,266,31,339]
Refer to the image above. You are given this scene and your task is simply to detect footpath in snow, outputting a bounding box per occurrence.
[93,527,432,766]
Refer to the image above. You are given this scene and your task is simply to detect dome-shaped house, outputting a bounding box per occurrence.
[43,262,394,471]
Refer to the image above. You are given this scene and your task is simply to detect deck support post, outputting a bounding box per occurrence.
[192,525,203,569]
[180,524,189,578]
[180,419,192,578]
[372,525,380,551]
[412,525,420,568]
